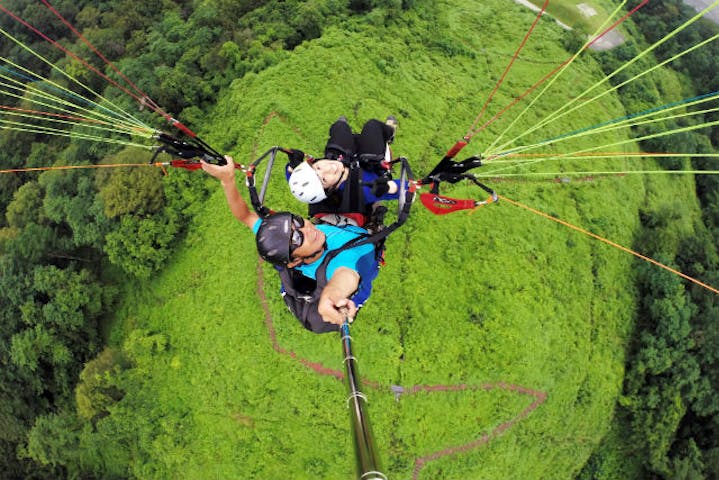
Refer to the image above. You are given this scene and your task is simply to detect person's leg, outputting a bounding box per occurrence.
[356,119,394,159]
[324,117,356,160]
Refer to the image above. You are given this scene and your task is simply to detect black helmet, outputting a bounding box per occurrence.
[255,212,295,265]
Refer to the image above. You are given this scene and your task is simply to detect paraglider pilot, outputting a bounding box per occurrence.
[201,156,380,332]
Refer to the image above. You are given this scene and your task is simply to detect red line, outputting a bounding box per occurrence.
[0,104,149,133]
[466,0,550,134]
[495,151,688,158]
[0,163,160,174]
[39,0,174,123]
[0,104,108,124]
[41,1,144,100]
[0,3,143,106]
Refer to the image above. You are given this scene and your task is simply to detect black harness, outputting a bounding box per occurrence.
[308,154,391,222]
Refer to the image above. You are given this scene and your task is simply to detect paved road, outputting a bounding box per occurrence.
[683,0,719,25]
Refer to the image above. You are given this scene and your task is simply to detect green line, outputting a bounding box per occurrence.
[0,59,146,132]
[543,118,719,157]
[0,55,146,131]
[0,72,148,132]
[505,105,719,156]
[488,89,719,161]
[0,119,153,148]
[0,108,154,137]
[489,0,719,155]
[478,169,719,179]
[495,1,719,152]
[483,0,630,153]
[487,152,719,164]
[0,71,124,126]
[0,81,152,137]
[0,25,151,130]
[484,118,719,176]
[553,103,719,145]
[483,152,719,174]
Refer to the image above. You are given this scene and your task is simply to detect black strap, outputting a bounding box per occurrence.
[151,132,225,164]
[339,161,368,215]
[279,196,409,307]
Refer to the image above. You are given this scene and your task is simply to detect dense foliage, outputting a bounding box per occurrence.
[577,2,719,478]
[1,0,718,479]
[0,0,360,477]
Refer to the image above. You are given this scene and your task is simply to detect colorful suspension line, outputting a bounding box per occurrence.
[491,90,719,159]
[0,121,153,149]
[471,0,645,144]
[0,4,148,122]
[0,19,150,132]
[0,157,243,175]
[486,98,719,165]
[484,116,719,177]
[488,0,719,156]
[464,0,550,136]
[479,170,719,181]
[0,1,224,165]
[0,57,147,132]
[31,0,223,157]
[501,194,719,296]
[0,62,153,150]
[479,152,719,175]
[0,105,154,139]
[484,151,719,163]
[0,162,156,175]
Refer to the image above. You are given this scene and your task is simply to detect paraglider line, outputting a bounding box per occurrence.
[501,194,719,295]
[466,0,550,135]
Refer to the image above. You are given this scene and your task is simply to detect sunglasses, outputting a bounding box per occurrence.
[289,214,305,254]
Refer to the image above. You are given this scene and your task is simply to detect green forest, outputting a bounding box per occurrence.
[1,0,719,478]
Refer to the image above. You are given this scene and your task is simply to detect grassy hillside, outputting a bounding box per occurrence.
[91,1,703,479]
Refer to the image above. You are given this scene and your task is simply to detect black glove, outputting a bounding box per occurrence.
[286,149,305,169]
[370,177,391,197]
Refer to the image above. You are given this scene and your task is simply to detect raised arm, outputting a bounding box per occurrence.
[317,267,360,325]
[201,156,259,229]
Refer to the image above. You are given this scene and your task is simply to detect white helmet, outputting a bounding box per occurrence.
[288,161,327,204]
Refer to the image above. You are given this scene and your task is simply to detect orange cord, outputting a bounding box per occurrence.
[500,194,719,296]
